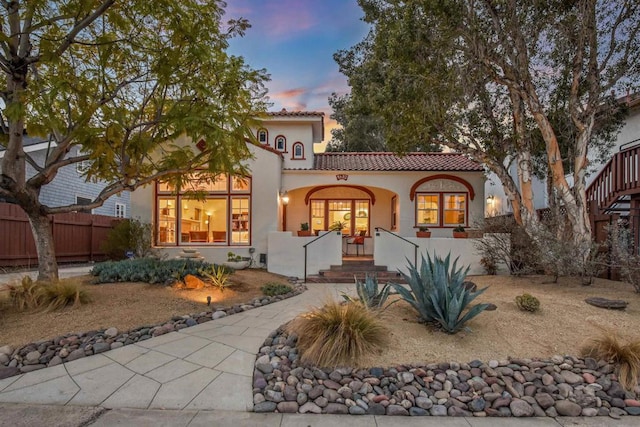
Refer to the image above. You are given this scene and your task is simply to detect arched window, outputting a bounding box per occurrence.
[275,135,286,151]
[292,142,304,159]
[257,128,268,144]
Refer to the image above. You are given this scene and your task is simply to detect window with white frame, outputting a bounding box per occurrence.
[275,135,286,151]
[115,203,126,218]
[76,148,91,174]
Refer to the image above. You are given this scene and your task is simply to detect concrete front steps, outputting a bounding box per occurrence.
[306,258,406,284]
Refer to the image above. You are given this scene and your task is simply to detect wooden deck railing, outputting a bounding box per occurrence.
[586,145,640,210]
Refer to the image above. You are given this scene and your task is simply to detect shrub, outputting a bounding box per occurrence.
[91,258,225,284]
[101,218,155,260]
[287,300,388,367]
[40,280,91,311]
[389,252,491,334]
[7,276,90,311]
[607,223,640,293]
[7,276,44,311]
[342,274,394,311]
[515,293,540,312]
[581,333,640,391]
[261,282,293,296]
[199,265,232,292]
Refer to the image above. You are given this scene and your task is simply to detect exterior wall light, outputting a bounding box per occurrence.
[281,191,289,205]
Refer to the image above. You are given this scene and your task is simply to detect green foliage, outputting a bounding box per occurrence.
[329,221,347,231]
[7,276,90,311]
[453,225,465,232]
[581,333,640,391]
[91,258,222,284]
[101,218,154,260]
[227,252,245,262]
[300,222,310,231]
[261,282,293,297]
[0,0,268,282]
[199,265,232,292]
[342,274,394,311]
[287,300,389,367]
[389,252,491,334]
[515,293,540,312]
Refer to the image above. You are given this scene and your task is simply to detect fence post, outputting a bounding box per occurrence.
[90,216,94,262]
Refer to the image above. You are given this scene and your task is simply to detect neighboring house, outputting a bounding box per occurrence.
[130,110,489,278]
[0,136,130,218]
[485,95,640,218]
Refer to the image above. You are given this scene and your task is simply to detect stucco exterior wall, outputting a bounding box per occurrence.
[129,141,282,265]
[267,231,342,278]
[254,120,316,170]
[282,170,485,238]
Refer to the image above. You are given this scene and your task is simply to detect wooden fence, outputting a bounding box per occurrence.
[0,202,120,268]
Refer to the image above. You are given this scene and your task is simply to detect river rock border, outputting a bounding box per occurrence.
[0,281,306,380]
[253,327,640,418]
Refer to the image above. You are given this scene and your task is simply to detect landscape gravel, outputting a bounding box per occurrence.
[253,327,640,418]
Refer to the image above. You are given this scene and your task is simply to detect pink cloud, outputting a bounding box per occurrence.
[274,88,307,99]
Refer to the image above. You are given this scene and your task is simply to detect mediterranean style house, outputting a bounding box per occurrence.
[130,110,489,278]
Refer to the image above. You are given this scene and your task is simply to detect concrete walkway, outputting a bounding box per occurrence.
[0,266,636,425]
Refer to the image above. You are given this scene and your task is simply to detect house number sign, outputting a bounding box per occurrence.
[336,174,349,181]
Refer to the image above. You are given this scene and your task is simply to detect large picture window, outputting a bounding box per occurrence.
[156,174,251,246]
[415,193,467,227]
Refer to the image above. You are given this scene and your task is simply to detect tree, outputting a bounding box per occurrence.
[0,0,268,282]
[326,92,387,152]
[337,0,638,251]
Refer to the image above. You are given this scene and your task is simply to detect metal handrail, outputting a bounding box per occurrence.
[302,230,342,283]
[375,227,419,268]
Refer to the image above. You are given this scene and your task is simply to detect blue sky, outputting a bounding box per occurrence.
[226,0,370,144]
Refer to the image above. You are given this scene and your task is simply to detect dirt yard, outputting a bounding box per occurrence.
[357,275,640,367]
[0,269,291,349]
[2,271,639,365]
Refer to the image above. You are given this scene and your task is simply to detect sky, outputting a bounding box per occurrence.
[225,0,370,148]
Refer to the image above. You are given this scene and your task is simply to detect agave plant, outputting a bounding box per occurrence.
[389,252,491,333]
[342,274,394,310]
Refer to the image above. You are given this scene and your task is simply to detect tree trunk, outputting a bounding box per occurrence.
[27,211,59,282]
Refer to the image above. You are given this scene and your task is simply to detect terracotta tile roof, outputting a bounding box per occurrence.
[311,152,483,172]
[267,109,324,117]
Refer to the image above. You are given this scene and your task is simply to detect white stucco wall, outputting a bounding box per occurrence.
[267,230,343,278]
[129,141,283,265]
[283,170,485,238]
[253,116,322,170]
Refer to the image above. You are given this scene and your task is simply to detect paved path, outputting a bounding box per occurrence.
[0,278,351,411]
[0,266,637,425]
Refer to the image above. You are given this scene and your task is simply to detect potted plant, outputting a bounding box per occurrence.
[452,225,468,238]
[297,222,312,237]
[329,220,347,233]
[223,251,250,269]
[416,226,431,238]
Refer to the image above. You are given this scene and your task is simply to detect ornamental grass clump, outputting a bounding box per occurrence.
[342,273,394,311]
[389,252,491,334]
[515,293,540,312]
[581,333,640,391]
[287,300,388,367]
[40,280,91,311]
[7,276,91,311]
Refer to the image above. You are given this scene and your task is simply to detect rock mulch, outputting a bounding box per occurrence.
[0,282,306,380]
[253,327,640,418]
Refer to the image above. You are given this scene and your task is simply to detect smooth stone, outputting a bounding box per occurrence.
[430,405,447,416]
[254,401,277,412]
[409,407,428,416]
[561,370,583,385]
[535,392,555,409]
[468,397,486,412]
[104,327,118,337]
[582,407,598,417]
[626,407,640,416]
[367,403,386,415]
[510,399,534,417]
[212,311,227,319]
[299,402,322,414]
[349,405,366,415]
[386,405,409,416]
[555,400,583,416]
[324,403,348,414]
[277,401,298,413]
